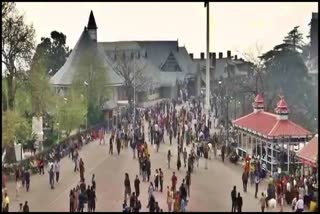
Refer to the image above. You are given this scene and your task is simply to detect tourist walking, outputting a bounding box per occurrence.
[147,193,156,212]
[171,172,177,192]
[109,136,113,155]
[148,182,154,200]
[154,169,159,191]
[167,186,173,212]
[117,137,121,155]
[54,160,61,183]
[242,171,248,192]
[69,190,75,212]
[124,173,131,202]
[259,192,266,212]
[159,168,164,192]
[236,192,243,212]
[167,150,172,169]
[231,186,237,212]
[23,201,29,212]
[185,171,191,197]
[24,169,30,192]
[49,165,55,189]
[254,172,260,198]
[177,154,181,171]
[183,148,187,168]
[134,175,140,198]
[79,158,85,182]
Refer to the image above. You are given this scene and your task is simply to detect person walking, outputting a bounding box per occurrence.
[154,169,159,191]
[259,192,266,212]
[146,156,151,182]
[23,201,29,212]
[148,182,154,200]
[79,158,85,182]
[24,169,30,192]
[49,165,55,189]
[185,171,191,197]
[54,160,61,183]
[91,174,96,191]
[2,192,10,212]
[221,144,226,162]
[124,173,131,202]
[117,137,121,155]
[109,136,113,155]
[69,190,75,212]
[167,150,172,169]
[134,175,140,198]
[171,172,177,192]
[242,171,248,192]
[90,186,96,212]
[147,193,156,212]
[177,154,181,171]
[166,186,173,212]
[254,172,260,198]
[231,186,237,212]
[295,195,304,212]
[236,192,243,212]
[159,168,164,192]
[183,148,187,168]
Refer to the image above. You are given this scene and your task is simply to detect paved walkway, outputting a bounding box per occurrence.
[5,106,293,212]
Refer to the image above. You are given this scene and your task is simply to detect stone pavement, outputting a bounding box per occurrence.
[5,107,293,212]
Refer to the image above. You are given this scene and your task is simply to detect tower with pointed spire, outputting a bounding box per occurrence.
[252,94,264,113]
[275,96,289,120]
[87,10,98,42]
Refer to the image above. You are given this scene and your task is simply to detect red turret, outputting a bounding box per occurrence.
[252,94,264,113]
[275,96,289,120]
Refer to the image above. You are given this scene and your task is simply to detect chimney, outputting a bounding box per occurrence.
[200,52,205,60]
[219,52,223,59]
[234,55,238,60]
[189,53,194,59]
[227,50,231,59]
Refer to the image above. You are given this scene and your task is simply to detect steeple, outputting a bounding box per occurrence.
[87,10,97,41]
[252,94,264,113]
[275,96,289,120]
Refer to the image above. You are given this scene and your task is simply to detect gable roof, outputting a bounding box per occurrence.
[161,51,182,71]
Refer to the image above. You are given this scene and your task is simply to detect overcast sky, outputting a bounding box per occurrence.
[16,2,318,58]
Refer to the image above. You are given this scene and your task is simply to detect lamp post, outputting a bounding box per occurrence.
[56,122,60,144]
[84,81,89,130]
[205,2,210,127]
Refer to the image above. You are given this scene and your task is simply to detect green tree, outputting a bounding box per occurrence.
[2,2,36,110]
[32,31,71,77]
[260,26,317,131]
[54,92,86,137]
[2,110,33,163]
[30,59,56,117]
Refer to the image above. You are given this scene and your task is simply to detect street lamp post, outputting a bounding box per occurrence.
[205,2,210,127]
[84,80,89,130]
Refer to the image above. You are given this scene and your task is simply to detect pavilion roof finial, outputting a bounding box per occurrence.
[252,94,264,113]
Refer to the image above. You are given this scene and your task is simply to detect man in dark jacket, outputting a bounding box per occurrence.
[147,194,156,212]
[134,175,140,197]
[242,172,248,192]
[23,201,29,212]
[146,156,151,182]
[236,192,243,212]
[231,186,237,212]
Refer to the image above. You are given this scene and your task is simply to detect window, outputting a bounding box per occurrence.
[161,52,182,72]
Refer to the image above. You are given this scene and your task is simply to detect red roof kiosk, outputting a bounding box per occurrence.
[232,94,312,174]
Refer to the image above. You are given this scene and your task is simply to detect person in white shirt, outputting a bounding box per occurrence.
[286,181,291,193]
[295,195,304,212]
[54,160,61,183]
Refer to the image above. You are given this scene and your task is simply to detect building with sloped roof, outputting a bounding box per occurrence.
[50,11,198,105]
[232,94,313,174]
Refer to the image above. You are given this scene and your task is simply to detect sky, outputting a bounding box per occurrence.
[16,2,318,59]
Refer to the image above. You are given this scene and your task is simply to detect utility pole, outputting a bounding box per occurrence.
[205,2,210,126]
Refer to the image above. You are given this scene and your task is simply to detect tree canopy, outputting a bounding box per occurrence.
[32,31,71,77]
